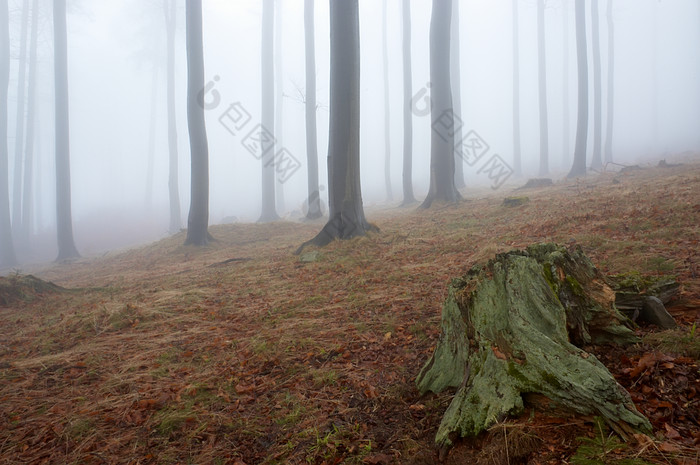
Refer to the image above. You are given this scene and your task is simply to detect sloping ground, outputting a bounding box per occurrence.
[1,161,698,464]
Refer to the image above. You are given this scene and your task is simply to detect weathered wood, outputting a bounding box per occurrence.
[417,244,651,449]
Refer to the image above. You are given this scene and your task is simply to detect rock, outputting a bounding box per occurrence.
[640,296,677,329]
[502,196,530,207]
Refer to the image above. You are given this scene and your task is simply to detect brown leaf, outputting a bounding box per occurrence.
[658,441,681,453]
[664,423,681,440]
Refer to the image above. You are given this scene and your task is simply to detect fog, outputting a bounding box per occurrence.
[3,0,699,264]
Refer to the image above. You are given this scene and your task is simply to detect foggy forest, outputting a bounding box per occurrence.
[0,0,698,464]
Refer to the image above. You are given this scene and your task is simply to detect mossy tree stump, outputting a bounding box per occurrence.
[417,244,651,450]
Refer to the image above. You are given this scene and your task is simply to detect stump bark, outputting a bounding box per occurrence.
[417,244,651,449]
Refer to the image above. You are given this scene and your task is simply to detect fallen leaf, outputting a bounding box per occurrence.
[664,423,681,440]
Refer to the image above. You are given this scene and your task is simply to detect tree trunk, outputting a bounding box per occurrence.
[296,0,375,252]
[259,0,279,222]
[54,0,80,261]
[451,0,465,190]
[0,0,17,266]
[568,0,588,178]
[400,0,416,206]
[304,0,322,220]
[165,0,181,234]
[537,0,549,177]
[417,244,651,450]
[604,0,615,165]
[21,0,39,241]
[12,0,30,236]
[590,0,603,171]
[382,0,393,201]
[562,0,570,168]
[184,0,211,246]
[421,0,460,209]
[275,0,285,214]
[512,0,521,177]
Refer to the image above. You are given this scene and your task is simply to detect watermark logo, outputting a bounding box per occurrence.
[456,130,490,167]
[478,154,513,190]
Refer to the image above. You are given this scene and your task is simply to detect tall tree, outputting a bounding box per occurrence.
[568,0,589,178]
[421,0,459,208]
[164,0,181,234]
[451,0,465,189]
[0,0,16,266]
[562,0,570,166]
[184,0,210,245]
[259,0,279,222]
[297,0,374,250]
[304,0,322,219]
[21,0,40,240]
[537,0,549,176]
[603,0,615,164]
[590,0,603,170]
[512,0,522,176]
[275,0,285,213]
[381,0,393,201]
[12,0,30,234]
[54,0,80,260]
[401,0,416,205]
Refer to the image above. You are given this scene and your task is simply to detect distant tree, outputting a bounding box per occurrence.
[537,0,549,176]
[259,0,279,222]
[604,0,615,164]
[275,0,285,213]
[20,0,40,240]
[303,0,322,219]
[12,0,30,235]
[562,0,571,166]
[451,0,465,189]
[512,0,522,177]
[400,0,416,205]
[0,0,17,266]
[381,0,392,201]
[164,0,181,234]
[590,0,603,170]
[421,0,460,208]
[184,0,210,245]
[297,0,375,251]
[54,0,80,260]
[568,0,589,178]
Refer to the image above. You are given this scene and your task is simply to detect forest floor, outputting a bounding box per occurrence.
[1,159,699,465]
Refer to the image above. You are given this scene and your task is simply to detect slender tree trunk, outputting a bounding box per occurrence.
[590,0,603,170]
[184,0,211,245]
[146,64,158,209]
[297,0,374,251]
[568,0,589,178]
[401,0,416,205]
[512,0,522,177]
[12,0,30,235]
[604,0,615,164]
[21,0,39,241]
[165,0,181,234]
[54,0,79,260]
[451,0,465,189]
[275,0,285,214]
[304,0,322,220]
[259,0,279,222]
[0,0,17,266]
[562,0,570,167]
[382,0,393,201]
[421,0,460,209]
[537,0,549,177]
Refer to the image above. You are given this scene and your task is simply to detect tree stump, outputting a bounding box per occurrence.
[417,244,651,449]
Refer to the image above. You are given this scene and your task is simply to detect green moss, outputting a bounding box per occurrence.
[566,275,585,297]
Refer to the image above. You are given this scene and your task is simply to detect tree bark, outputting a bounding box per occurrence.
[259,0,279,222]
[568,0,589,178]
[165,0,181,234]
[421,0,460,209]
[512,0,521,177]
[401,0,416,206]
[184,0,211,246]
[382,0,393,201]
[12,0,30,235]
[604,0,615,165]
[451,0,465,190]
[0,0,17,266]
[417,244,651,450]
[590,0,603,171]
[54,0,80,261]
[304,0,322,220]
[537,0,549,177]
[21,0,39,241]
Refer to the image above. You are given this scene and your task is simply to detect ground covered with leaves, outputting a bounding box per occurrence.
[1,161,699,464]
